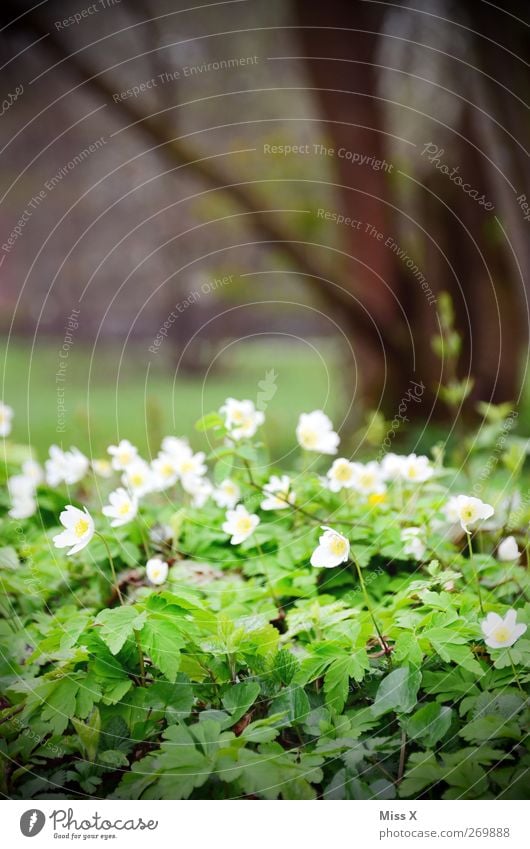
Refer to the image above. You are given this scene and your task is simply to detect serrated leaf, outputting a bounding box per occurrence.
[95,607,146,656]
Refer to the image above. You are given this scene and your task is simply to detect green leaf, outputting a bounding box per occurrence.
[141,616,185,683]
[404,702,452,747]
[270,686,310,726]
[195,412,224,432]
[95,607,146,656]
[372,666,421,717]
[222,680,260,725]
[324,654,369,713]
[72,708,101,761]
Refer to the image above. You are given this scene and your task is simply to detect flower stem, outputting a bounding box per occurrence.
[508,649,525,695]
[466,532,484,615]
[95,532,123,605]
[134,629,146,686]
[256,540,279,607]
[350,558,390,664]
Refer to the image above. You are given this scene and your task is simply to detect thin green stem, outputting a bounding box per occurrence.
[466,532,484,615]
[95,532,123,605]
[350,559,390,665]
[508,649,525,695]
[256,540,280,607]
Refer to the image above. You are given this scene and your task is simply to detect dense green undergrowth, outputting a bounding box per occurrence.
[1,398,529,801]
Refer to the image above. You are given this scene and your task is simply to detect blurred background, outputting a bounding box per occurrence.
[0,0,529,459]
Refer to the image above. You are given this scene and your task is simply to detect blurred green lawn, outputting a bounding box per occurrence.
[0,338,346,461]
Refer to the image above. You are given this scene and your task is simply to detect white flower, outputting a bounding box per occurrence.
[442,495,460,524]
[122,459,155,498]
[310,526,350,568]
[380,453,405,480]
[108,439,138,471]
[220,398,265,440]
[451,495,495,533]
[481,609,527,649]
[151,452,180,490]
[7,471,39,519]
[401,527,426,560]
[53,505,94,555]
[213,478,241,509]
[352,461,386,496]
[222,504,260,544]
[22,460,43,487]
[0,401,13,437]
[92,459,113,479]
[8,474,35,500]
[45,446,89,487]
[183,475,213,508]
[326,458,357,492]
[161,435,190,459]
[296,410,339,454]
[399,453,433,483]
[497,536,520,562]
[9,495,37,519]
[102,487,138,527]
[176,449,207,483]
[261,475,295,510]
[146,557,169,585]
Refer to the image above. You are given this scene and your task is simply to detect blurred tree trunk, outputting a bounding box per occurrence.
[294,0,528,416]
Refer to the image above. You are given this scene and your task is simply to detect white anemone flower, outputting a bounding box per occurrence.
[102,487,138,527]
[53,505,94,555]
[310,526,350,568]
[296,410,339,455]
[0,401,14,437]
[481,609,527,649]
[8,471,38,519]
[497,536,520,562]
[222,504,260,544]
[212,478,241,509]
[146,557,169,586]
[401,527,426,560]
[92,459,113,479]
[380,453,406,481]
[183,475,213,508]
[399,453,433,483]
[326,458,357,492]
[22,460,43,487]
[176,449,207,483]
[220,398,265,440]
[151,452,180,490]
[161,435,190,459]
[108,439,138,471]
[9,496,37,519]
[451,495,495,533]
[122,459,155,498]
[352,461,386,496]
[45,445,89,487]
[260,475,295,510]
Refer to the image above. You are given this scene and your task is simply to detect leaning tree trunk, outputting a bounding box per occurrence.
[294,0,528,417]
